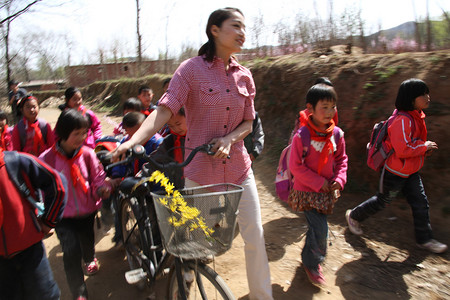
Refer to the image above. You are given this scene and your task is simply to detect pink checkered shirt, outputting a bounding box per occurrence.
[159,55,256,186]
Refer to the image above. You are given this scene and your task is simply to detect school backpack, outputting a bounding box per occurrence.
[3,151,44,216]
[366,111,415,171]
[275,126,341,203]
[16,118,48,150]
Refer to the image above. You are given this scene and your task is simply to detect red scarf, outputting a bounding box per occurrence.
[55,145,88,193]
[406,110,427,141]
[27,119,45,155]
[170,130,185,163]
[1,125,9,150]
[306,117,336,175]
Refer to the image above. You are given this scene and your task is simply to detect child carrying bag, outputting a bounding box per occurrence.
[366,111,415,171]
[276,127,340,203]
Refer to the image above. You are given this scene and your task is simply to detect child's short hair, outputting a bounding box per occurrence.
[122,112,145,129]
[314,77,333,86]
[395,78,429,111]
[177,107,185,116]
[138,85,153,95]
[55,109,89,140]
[65,87,80,102]
[17,94,38,110]
[123,97,142,113]
[305,84,338,108]
[162,77,171,87]
[0,110,7,121]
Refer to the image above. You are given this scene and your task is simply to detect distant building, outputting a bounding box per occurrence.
[20,79,66,92]
[65,59,175,87]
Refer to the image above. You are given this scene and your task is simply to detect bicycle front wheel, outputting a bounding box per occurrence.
[167,260,235,300]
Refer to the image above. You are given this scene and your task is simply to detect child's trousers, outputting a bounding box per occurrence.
[350,170,432,244]
[55,212,96,299]
[302,209,328,271]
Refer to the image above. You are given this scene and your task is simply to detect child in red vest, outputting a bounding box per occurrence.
[11,95,55,156]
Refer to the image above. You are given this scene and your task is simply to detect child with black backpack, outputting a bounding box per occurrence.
[289,83,348,287]
[345,78,447,254]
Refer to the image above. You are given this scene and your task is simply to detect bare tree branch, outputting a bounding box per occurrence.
[0,0,42,25]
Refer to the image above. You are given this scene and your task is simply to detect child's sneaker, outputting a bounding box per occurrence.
[345,209,363,235]
[84,258,100,275]
[303,265,326,287]
[417,239,448,254]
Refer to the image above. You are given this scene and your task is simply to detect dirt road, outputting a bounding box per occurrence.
[40,107,450,300]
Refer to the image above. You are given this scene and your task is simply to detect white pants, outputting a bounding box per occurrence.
[186,171,273,300]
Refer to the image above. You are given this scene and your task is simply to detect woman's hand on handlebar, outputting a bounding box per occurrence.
[209,137,232,159]
[111,140,134,162]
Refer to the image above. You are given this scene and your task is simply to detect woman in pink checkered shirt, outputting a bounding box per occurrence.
[113,8,273,300]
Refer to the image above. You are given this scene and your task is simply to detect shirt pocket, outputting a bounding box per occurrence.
[199,83,221,106]
[236,83,249,108]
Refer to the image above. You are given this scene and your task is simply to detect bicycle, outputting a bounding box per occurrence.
[105,143,243,299]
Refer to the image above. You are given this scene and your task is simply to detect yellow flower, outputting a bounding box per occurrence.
[149,171,215,238]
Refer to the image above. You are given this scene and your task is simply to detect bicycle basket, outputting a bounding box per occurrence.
[151,183,243,259]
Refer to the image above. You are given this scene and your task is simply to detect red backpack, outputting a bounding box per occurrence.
[366,111,415,171]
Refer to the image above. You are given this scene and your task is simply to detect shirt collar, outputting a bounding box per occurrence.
[204,55,239,70]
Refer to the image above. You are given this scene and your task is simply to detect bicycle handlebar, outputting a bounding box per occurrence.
[104,143,218,173]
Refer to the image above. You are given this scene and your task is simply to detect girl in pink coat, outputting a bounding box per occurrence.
[39,109,112,300]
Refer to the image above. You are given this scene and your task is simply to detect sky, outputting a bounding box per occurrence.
[9,0,450,66]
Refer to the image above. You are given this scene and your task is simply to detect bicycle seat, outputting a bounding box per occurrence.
[118,177,144,195]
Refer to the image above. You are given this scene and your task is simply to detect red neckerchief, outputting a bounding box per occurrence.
[305,116,336,175]
[405,110,427,141]
[26,118,45,155]
[299,109,339,127]
[0,125,9,150]
[170,130,185,163]
[54,145,88,193]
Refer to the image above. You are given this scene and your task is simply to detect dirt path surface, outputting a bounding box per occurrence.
[40,107,450,300]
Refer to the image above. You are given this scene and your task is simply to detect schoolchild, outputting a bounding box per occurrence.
[11,95,55,156]
[0,110,12,150]
[345,78,447,254]
[39,109,113,300]
[289,83,348,286]
[113,8,273,299]
[137,85,156,116]
[111,112,163,178]
[60,87,102,149]
[290,77,338,142]
[113,97,142,137]
[8,80,27,123]
[0,147,67,300]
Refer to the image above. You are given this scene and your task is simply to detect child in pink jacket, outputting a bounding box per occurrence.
[39,109,112,300]
[59,87,102,149]
[289,83,348,287]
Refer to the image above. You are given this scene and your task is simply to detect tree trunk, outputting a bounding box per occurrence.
[136,0,142,77]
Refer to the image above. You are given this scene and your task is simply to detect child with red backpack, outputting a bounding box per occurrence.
[289,83,348,287]
[11,95,55,156]
[345,78,447,254]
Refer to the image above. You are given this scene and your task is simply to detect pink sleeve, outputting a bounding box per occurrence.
[332,133,348,190]
[159,60,193,115]
[289,133,326,192]
[85,148,106,198]
[89,112,103,141]
[242,72,256,121]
